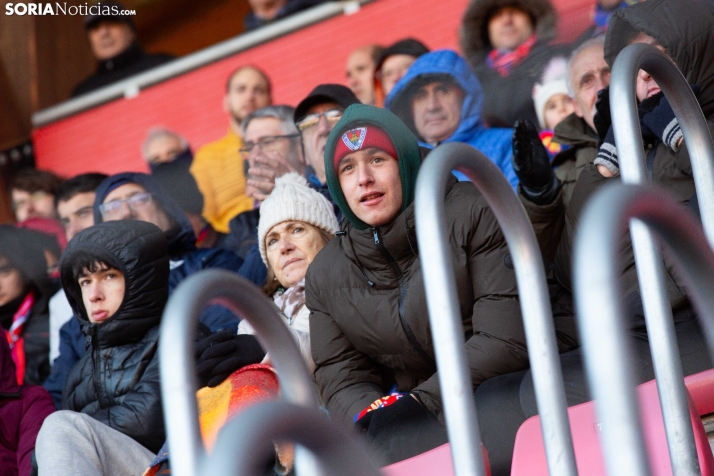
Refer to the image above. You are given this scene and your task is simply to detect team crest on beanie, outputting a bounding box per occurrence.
[342,127,367,151]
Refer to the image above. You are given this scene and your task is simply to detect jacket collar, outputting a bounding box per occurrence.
[96,42,144,74]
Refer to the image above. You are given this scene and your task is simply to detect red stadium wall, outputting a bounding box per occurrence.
[33,0,595,177]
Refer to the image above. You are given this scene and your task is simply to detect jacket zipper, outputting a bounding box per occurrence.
[372,227,432,365]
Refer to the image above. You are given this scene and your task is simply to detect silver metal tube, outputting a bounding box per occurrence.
[610,42,714,476]
[574,183,714,476]
[201,401,383,476]
[159,269,320,476]
[32,0,371,126]
[415,142,576,476]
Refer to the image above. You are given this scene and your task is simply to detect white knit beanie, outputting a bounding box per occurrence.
[532,56,570,129]
[258,172,339,265]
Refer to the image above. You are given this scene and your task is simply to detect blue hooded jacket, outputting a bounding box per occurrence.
[43,173,245,408]
[385,49,518,190]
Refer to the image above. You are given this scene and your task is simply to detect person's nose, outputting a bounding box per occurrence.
[87,282,103,303]
[316,114,333,135]
[426,91,441,111]
[356,163,374,187]
[279,237,295,254]
[116,201,135,220]
[638,69,653,84]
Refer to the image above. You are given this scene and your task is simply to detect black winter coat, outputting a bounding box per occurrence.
[459,0,566,128]
[59,221,169,453]
[71,43,174,97]
[307,177,576,424]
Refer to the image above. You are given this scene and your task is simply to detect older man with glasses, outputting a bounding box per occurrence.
[293,85,360,215]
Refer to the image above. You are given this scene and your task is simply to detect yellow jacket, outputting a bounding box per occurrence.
[190,130,254,233]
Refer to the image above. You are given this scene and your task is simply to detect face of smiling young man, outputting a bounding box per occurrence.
[337,147,403,227]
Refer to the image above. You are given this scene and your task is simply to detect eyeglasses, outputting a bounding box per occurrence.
[296,109,343,132]
[239,134,300,159]
[99,192,153,219]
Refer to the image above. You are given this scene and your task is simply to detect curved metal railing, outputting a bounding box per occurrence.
[574,183,714,476]
[159,269,322,476]
[415,142,577,476]
[202,401,382,475]
[609,42,714,476]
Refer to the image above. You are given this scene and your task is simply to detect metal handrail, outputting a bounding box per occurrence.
[31,0,370,127]
[202,401,383,475]
[573,183,714,476]
[610,42,714,476]
[159,269,321,476]
[415,142,577,476]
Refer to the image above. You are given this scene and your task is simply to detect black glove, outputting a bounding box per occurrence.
[593,125,619,176]
[355,394,430,438]
[512,119,561,205]
[640,85,700,151]
[195,329,266,388]
[593,86,612,143]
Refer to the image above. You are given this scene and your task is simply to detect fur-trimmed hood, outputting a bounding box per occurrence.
[460,0,558,65]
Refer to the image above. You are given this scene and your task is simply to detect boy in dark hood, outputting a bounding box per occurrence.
[37,221,169,475]
[36,220,168,474]
[43,173,244,409]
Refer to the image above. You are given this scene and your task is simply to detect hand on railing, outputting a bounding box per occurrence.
[594,126,620,177]
[511,119,562,205]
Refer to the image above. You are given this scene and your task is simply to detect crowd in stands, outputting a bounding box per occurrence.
[2,0,712,474]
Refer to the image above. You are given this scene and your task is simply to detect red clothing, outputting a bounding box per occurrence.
[0,331,54,476]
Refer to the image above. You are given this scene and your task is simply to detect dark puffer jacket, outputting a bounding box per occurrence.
[307,105,575,424]
[59,221,169,453]
[553,0,714,302]
[0,226,59,386]
[459,0,566,128]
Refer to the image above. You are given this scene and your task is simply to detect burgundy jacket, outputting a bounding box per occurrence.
[0,335,54,476]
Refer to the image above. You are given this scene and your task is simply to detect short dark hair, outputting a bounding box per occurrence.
[225,65,272,96]
[70,255,119,283]
[11,168,63,195]
[55,173,109,207]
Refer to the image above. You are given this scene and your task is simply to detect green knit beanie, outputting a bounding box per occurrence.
[324,104,421,230]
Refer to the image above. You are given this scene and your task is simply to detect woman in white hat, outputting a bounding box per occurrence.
[237,172,339,372]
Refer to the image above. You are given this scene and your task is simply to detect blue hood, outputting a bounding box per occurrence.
[385,50,517,190]
[94,173,196,259]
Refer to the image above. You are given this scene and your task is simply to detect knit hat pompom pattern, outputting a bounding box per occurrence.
[257,172,339,266]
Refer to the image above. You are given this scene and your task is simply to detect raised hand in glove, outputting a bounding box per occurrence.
[355,393,430,438]
[195,329,266,388]
[593,125,619,177]
[593,86,612,143]
[512,119,561,205]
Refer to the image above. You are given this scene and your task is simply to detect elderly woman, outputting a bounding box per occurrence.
[195,173,338,387]
[238,172,338,372]
[305,104,578,464]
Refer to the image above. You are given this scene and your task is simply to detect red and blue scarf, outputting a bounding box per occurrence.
[487,34,537,77]
[5,291,35,385]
